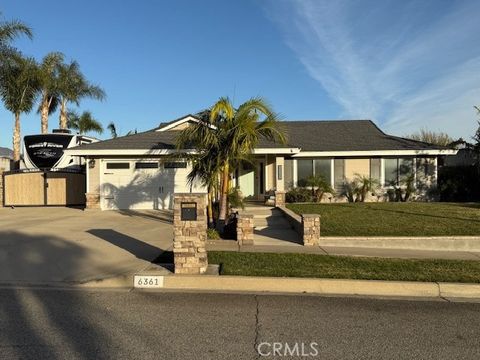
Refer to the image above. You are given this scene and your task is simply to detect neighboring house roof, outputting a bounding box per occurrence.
[0,147,13,159]
[66,116,455,156]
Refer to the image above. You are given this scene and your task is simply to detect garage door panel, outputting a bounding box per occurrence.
[101,163,174,210]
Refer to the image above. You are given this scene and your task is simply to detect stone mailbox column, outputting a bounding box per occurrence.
[173,193,208,274]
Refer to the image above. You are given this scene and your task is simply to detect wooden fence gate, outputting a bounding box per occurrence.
[3,170,86,206]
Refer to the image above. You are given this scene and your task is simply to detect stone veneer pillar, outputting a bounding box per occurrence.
[0,170,3,207]
[173,193,208,274]
[274,191,285,207]
[302,214,320,246]
[85,192,100,210]
[236,214,254,245]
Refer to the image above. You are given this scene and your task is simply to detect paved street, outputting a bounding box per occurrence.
[0,288,479,359]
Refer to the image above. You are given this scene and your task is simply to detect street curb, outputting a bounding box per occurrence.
[78,273,480,299]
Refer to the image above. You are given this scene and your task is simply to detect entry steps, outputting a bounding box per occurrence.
[236,206,302,246]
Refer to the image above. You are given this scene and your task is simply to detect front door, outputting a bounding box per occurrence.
[238,161,255,199]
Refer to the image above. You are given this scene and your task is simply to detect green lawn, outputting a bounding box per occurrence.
[286,202,480,237]
[208,251,480,283]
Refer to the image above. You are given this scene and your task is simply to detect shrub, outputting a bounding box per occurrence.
[438,165,480,201]
[286,187,312,203]
[305,175,335,202]
[207,228,220,240]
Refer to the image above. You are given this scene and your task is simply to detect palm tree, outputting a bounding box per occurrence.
[0,53,40,166]
[37,52,64,133]
[306,174,335,202]
[57,60,105,130]
[106,121,137,138]
[177,97,286,230]
[67,110,103,135]
[107,122,117,138]
[353,174,380,202]
[0,13,32,48]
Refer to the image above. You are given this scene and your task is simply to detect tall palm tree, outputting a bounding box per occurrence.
[37,52,64,133]
[177,97,286,230]
[0,53,40,166]
[67,110,103,135]
[57,60,105,130]
[0,13,32,49]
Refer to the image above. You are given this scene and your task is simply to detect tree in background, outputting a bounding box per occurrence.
[0,53,40,166]
[37,52,64,133]
[405,128,454,146]
[57,60,105,130]
[107,121,137,138]
[67,110,103,135]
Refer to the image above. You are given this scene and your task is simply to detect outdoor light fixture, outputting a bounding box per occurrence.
[277,165,283,180]
[88,159,96,169]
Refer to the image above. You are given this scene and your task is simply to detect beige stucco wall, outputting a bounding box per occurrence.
[266,155,276,191]
[88,158,101,193]
[344,158,370,181]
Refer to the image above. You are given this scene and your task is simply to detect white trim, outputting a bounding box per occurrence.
[293,159,298,187]
[156,115,216,132]
[413,157,417,188]
[330,159,334,187]
[292,149,457,157]
[380,158,385,187]
[64,149,195,156]
[434,157,438,185]
[264,154,268,192]
[253,148,301,155]
[86,156,90,193]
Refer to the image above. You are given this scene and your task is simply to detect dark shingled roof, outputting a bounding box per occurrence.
[72,119,445,152]
[0,147,13,158]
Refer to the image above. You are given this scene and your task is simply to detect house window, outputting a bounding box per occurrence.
[284,159,294,189]
[334,159,345,189]
[106,162,130,169]
[135,162,159,169]
[384,158,414,186]
[416,157,435,186]
[164,162,187,169]
[297,159,313,187]
[370,158,381,183]
[296,158,332,187]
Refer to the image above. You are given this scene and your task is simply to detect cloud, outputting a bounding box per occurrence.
[267,0,480,138]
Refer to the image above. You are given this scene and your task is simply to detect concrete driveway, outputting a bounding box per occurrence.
[0,207,173,284]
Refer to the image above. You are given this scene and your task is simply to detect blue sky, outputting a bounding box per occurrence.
[1,0,479,148]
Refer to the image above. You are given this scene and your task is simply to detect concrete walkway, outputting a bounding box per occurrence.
[0,207,173,285]
[206,241,480,260]
[237,206,302,246]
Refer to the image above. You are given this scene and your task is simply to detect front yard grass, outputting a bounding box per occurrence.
[286,202,480,237]
[208,251,480,283]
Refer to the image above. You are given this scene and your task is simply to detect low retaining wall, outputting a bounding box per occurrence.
[277,206,480,252]
[277,206,320,246]
[319,236,480,252]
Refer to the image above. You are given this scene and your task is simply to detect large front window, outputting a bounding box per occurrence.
[297,159,331,186]
[384,158,414,186]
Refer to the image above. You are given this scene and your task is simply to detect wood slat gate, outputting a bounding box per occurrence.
[3,170,86,206]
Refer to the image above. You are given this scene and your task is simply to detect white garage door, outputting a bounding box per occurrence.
[101,160,174,210]
[100,160,205,210]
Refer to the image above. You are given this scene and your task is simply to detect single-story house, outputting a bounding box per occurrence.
[65,114,457,210]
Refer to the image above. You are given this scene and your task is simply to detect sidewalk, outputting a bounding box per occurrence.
[206,240,480,260]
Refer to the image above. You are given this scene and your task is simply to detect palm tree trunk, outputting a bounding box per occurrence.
[59,98,67,129]
[207,189,214,228]
[40,93,49,134]
[12,112,21,168]
[217,162,229,230]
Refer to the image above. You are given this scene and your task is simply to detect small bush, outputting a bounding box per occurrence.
[207,228,221,240]
[286,187,312,203]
